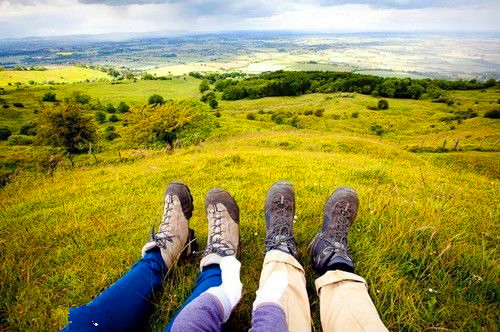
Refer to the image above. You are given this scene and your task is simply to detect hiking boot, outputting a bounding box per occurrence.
[264,181,298,258]
[308,186,359,274]
[142,181,197,268]
[200,189,240,268]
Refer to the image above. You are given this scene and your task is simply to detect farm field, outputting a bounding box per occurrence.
[0,71,499,331]
[0,66,111,87]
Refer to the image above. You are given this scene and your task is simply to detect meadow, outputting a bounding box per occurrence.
[0,68,498,331]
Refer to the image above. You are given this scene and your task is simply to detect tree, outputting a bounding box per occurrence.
[126,99,217,148]
[117,101,130,113]
[42,92,56,102]
[37,102,97,153]
[0,126,12,140]
[199,80,210,93]
[148,94,164,105]
[377,100,389,110]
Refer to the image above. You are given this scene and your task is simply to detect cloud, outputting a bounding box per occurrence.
[0,0,498,38]
[318,0,494,9]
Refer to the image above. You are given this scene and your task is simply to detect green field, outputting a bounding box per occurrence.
[0,69,499,331]
[0,66,111,87]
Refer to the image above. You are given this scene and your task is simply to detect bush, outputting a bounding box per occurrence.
[0,127,12,140]
[484,108,500,119]
[304,110,313,116]
[13,102,24,108]
[351,112,359,118]
[95,111,106,123]
[214,111,221,118]
[104,126,120,141]
[370,124,384,136]
[19,122,37,136]
[377,99,389,110]
[7,134,33,146]
[105,103,116,113]
[246,112,256,120]
[126,99,217,148]
[314,108,325,117]
[199,80,210,93]
[208,98,218,109]
[148,94,164,105]
[37,102,97,153]
[109,114,119,122]
[117,101,130,113]
[42,92,56,102]
[71,91,91,105]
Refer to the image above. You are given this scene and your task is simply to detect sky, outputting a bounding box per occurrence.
[0,0,499,38]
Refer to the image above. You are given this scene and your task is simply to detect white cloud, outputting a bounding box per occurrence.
[0,0,498,38]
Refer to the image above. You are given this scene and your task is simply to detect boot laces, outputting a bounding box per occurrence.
[152,194,178,249]
[318,201,354,257]
[265,194,295,252]
[203,205,235,257]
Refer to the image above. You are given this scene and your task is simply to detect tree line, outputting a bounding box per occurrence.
[219,71,497,101]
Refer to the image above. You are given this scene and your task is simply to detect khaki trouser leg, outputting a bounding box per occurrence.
[257,250,312,332]
[315,270,388,332]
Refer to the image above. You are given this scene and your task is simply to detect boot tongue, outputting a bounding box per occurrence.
[275,234,292,254]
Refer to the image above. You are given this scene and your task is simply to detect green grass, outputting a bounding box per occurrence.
[0,66,111,87]
[0,77,499,331]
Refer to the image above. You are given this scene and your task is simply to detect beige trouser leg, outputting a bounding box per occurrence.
[257,250,312,332]
[315,270,388,332]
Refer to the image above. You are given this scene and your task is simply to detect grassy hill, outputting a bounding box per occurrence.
[0,71,498,331]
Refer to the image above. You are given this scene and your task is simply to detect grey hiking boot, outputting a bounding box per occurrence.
[264,181,298,258]
[200,189,240,269]
[142,181,197,268]
[308,186,359,274]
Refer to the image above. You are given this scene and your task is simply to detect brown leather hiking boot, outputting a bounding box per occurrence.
[142,181,196,268]
[264,181,298,258]
[308,186,359,274]
[200,189,240,269]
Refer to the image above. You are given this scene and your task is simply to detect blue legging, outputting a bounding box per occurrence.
[63,248,222,331]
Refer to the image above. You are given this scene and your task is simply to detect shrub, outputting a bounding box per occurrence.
[148,94,164,105]
[199,80,210,93]
[304,110,313,116]
[370,124,384,136]
[42,92,56,102]
[126,99,216,148]
[104,126,120,141]
[37,102,97,153]
[13,102,24,108]
[208,98,218,109]
[246,112,256,120]
[214,111,221,118]
[314,108,325,117]
[289,116,302,128]
[95,111,106,123]
[71,91,91,105]
[484,108,500,119]
[0,127,12,140]
[0,88,6,95]
[117,101,130,113]
[351,112,359,118]
[109,114,119,122]
[101,102,114,113]
[377,99,389,110]
[7,134,33,146]
[19,122,37,136]
[3,104,9,109]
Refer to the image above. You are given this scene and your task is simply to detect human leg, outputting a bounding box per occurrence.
[255,181,311,332]
[309,187,387,332]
